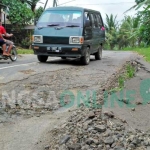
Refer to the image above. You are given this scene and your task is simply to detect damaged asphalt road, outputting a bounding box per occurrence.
[0,51,137,84]
[0,51,146,150]
[0,51,138,116]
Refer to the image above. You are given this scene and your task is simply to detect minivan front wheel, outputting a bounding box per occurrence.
[37,55,48,62]
[80,47,90,65]
[95,45,102,60]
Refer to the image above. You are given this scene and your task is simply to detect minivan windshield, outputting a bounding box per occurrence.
[37,10,83,27]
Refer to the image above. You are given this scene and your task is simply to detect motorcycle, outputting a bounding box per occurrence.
[0,39,17,62]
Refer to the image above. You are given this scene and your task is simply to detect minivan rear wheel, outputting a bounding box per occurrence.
[37,55,48,62]
[80,47,90,65]
[95,45,102,60]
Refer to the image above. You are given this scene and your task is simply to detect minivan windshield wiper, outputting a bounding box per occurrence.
[37,24,59,29]
[37,26,48,29]
[47,24,59,26]
[66,25,80,27]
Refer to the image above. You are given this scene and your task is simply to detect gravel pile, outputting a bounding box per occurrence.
[48,106,150,150]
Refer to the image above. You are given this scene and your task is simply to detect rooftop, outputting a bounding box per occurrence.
[45,6,100,13]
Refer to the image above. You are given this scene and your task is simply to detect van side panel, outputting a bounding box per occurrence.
[83,11,93,49]
[83,9,105,53]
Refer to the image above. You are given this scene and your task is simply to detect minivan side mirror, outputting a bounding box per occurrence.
[85,20,90,27]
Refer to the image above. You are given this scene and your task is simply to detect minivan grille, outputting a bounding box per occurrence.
[43,36,69,44]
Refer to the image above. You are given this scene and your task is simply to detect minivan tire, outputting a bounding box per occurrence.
[37,55,48,62]
[95,45,102,60]
[80,47,90,65]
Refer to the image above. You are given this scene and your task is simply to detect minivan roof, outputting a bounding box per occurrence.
[46,6,101,14]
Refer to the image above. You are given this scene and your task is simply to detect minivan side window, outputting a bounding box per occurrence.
[93,14,98,27]
[84,12,90,21]
[84,11,92,26]
[90,13,96,28]
[96,14,103,28]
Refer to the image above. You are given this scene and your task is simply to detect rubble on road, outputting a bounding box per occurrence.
[45,61,150,150]
[48,107,150,150]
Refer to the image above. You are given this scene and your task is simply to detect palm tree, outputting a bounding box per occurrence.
[125,0,150,12]
[105,14,119,49]
[118,15,142,48]
[105,14,118,33]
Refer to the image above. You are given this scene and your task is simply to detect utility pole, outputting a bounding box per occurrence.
[53,0,57,7]
[44,0,58,9]
[44,0,48,9]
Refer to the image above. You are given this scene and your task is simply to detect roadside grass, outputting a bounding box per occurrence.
[122,47,150,62]
[109,63,135,94]
[16,48,34,54]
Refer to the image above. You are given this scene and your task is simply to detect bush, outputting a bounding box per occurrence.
[21,37,31,49]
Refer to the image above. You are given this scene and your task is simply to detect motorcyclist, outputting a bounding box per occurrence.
[0,33,7,56]
[0,20,13,56]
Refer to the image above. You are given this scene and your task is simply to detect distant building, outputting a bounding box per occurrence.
[0,3,11,25]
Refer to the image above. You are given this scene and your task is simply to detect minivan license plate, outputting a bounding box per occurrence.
[52,47,57,50]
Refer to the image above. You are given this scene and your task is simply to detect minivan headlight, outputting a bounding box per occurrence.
[33,35,43,43]
[69,36,84,44]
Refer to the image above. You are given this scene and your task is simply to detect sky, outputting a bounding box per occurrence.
[37,0,138,23]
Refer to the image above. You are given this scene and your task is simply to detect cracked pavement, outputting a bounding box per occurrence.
[0,51,139,150]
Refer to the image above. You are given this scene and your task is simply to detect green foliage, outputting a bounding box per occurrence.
[104,0,150,50]
[21,0,40,12]
[104,6,150,49]
[105,14,118,32]
[109,87,123,94]
[109,63,136,94]
[125,64,135,78]
[136,6,150,45]
[2,0,34,30]
[35,6,44,19]
[118,76,125,88]
[123,0,150,47]
[122,47,150,62]
[17,48,34,54]
[135,0,150,9]
[21,37,31,48]
[104,14,119,50]
[104,14,141,50]
[118,16,141,49]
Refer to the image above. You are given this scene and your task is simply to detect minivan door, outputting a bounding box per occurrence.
[96,13,105,44]
[90,13,99,53]
[83,11,92,49]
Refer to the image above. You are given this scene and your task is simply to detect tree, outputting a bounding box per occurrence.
[128,0,150,46]
[118,16,141,48]
[105,14,118,32]
[2,0,34,30]
[104,14,119,50]
[126,0,148,12]
[34,6,44,19]
[20,0,40,12]
[136,7,150,45]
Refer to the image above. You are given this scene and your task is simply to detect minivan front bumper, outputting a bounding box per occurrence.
[32,44,85,58]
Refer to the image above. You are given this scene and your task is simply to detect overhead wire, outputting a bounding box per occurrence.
[57,1,135,6]
[57,0,76,6]
[76,2,135,6]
